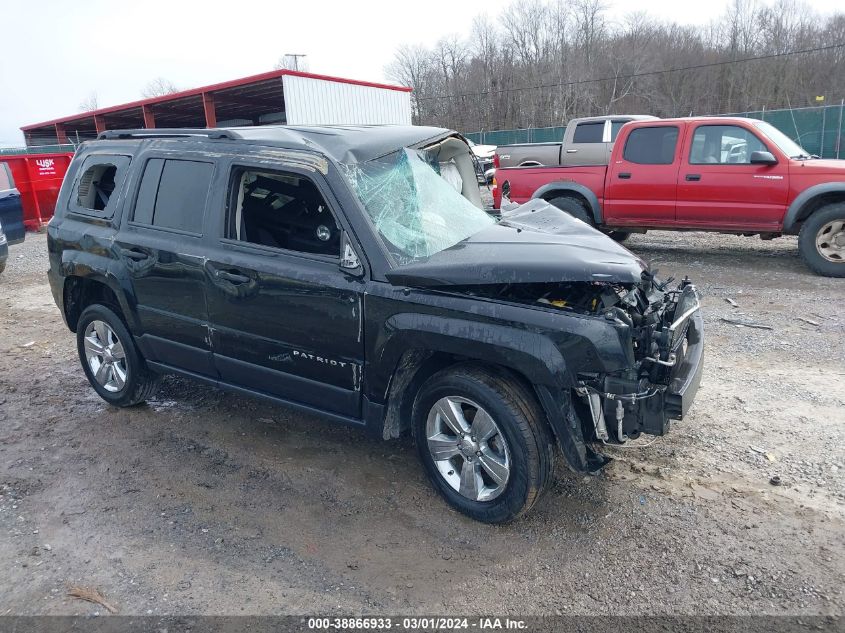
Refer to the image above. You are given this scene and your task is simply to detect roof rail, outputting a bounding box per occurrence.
[97,128,241,141]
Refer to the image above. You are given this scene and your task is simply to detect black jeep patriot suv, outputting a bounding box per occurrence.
[48,125,703,523]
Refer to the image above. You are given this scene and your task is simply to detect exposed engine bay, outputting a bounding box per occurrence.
[447,274,701,445]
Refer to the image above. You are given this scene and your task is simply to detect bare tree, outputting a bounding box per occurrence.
[141,77,181,98]
[275,54,309,71]
[387,0,843,132]
[79,92,99,112]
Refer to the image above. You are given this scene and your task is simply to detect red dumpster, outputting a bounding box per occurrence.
[0,152,73,230]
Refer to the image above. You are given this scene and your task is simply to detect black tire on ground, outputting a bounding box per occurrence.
[603,230,632,243]
[798,202,845,277]
[547,196,594,226]
[413,364,555,524]
[76,304,160,407]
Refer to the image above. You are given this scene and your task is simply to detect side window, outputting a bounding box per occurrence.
[0,163,12,190]
[610,120,628,142]
[689,125,768,165]
[623,126,680,165]
[132,159,213,234]
[226,168,340,258]
[71,155,131,217]
[572,122,605,144]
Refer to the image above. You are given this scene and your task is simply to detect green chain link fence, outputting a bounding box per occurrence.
[465,103,845,158]
[0,144,76,156]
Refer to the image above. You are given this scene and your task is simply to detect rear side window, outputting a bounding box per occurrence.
[623,126,679,165]
[573,122,604,144]
[71,154,131,217]
[0,163,13,190]
[610,120,628,142]
[132,158,214,234]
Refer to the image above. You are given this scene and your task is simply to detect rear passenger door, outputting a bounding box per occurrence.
[203,160,365,418]
[116,154,217,376]
[604,124,681,226]
[562,120,607,166]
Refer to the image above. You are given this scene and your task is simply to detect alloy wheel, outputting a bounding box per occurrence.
[425,396,511,502]
[83,320,127,393]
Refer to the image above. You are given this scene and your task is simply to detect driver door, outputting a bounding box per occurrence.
[203,161,365,417]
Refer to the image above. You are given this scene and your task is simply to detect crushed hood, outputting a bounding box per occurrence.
[385,199,648,287]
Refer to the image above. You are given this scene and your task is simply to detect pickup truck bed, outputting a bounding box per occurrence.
[496,115,656,168]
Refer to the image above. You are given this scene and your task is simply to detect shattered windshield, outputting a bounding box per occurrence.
[343,148,494,265]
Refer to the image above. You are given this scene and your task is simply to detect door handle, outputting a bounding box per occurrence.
[685,174,702,181]
[618,172,631,179]
[119,248,149,261]
[215,269,250,284]
[565,149,578,153]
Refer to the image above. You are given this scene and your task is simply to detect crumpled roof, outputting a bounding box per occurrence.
[229,124,457,164]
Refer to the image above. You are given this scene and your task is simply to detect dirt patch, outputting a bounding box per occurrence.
[0,231,843,616]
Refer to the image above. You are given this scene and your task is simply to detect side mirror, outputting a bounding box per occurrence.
[750,151,778,165]
[339,231,364,277]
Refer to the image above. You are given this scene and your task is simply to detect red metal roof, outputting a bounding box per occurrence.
[22,69,411,132]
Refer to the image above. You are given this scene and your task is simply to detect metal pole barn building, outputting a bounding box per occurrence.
[21,69,413,147]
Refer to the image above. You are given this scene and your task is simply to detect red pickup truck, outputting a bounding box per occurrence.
[492,117,845,277]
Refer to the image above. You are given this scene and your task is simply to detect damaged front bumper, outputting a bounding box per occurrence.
[577,281,704,444]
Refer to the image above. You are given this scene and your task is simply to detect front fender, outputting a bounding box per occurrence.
[375,313,600,472]
[375,312,570,396]
[783,183,845,233]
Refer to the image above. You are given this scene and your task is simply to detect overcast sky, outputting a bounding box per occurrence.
[0,0,841,146]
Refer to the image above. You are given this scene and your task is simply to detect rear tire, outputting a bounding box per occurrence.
[603,230,632,242]
[76,304,160,407]
[798,203,845,277]
[413,364,555,523]
[547,196,593,226]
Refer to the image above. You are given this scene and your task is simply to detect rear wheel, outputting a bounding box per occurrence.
[547,196,593,225]
[76,304,160,406]
[603,230,631,243]
[414,365,555,523]
[798,203,845,277]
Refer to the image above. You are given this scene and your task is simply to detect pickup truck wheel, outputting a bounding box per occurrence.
[547,196,593,226]
[413,365,554,523]
[603,230,631,243]
[798,203,845,277]
[76,305,160,407]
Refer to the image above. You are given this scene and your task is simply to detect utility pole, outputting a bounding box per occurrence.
[284,54,307,71]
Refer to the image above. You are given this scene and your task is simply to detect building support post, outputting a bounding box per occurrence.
[202,92,217,128]
[55,123,69,144]
[142,104,156,129]
[94,114,106,135]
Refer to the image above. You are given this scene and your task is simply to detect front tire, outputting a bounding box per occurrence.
[798,203,845,277]
[76,304,160,407]
[413,365,555,523]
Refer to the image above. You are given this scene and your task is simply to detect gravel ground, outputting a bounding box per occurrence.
[0,226,843,617]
